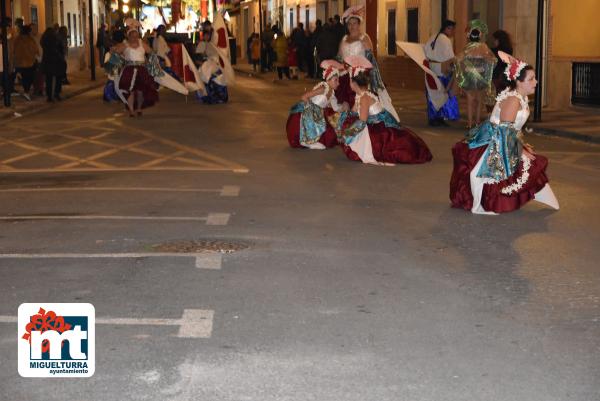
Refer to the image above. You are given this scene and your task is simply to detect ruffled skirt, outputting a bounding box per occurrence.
[340,115,433,164]
[286,107,338,149]
[450,142,554,213]
[118,65,159,109]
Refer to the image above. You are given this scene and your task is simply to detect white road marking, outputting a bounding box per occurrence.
[0,214,229,224]
[206,213,230,225]
[0,186,240,196]
[178,309,214,338]
[0,309,213,338]
[219,185,240,197]
[195,253,222,270]
[0,252,225,270]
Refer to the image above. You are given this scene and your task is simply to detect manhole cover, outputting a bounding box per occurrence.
[151,239,251,253]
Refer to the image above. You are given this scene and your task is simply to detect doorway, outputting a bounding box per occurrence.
[407,8,418,43]
[387,9,396,55]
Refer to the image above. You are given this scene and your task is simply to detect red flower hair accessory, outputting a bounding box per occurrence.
[342,5,365,23]
[499,51,528,82]
[320,59,344,81]
[344,55,373,78]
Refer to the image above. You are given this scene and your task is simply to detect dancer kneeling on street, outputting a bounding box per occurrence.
[286,60,347,149]
[449,52,559,214]
[336,55,433,165]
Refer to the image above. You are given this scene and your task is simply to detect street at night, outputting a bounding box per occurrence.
[0,72,599,400]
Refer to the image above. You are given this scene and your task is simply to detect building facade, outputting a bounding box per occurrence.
[6,0,107,72]
[375,0,599,109]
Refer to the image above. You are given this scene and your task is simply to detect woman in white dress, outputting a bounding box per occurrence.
[112,29,158,117]
[336,5,399,122]
[450,52,559,214]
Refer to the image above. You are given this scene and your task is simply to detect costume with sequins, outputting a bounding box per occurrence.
[286,81,342,149]
[336,91,432,164]
[449,89,559,213]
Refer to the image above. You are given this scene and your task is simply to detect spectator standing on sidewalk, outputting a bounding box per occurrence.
[315,22,339,78]
[490,30,513,94]
[291,23,307,73]
[250,33,261,72]
[30,23,44,96]
[261,25,274,72]
[97,24,109,67]
[12,24,39,101]
[272,26,290,80]
[287,37,299,79]
[333,15,345,44]
[40,27,65,102]
[307,20,322,78]
[57,26,69,85]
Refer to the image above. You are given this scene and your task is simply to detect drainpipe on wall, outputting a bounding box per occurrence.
[1,0,10,106]
[534,0,544,122]
[88,0,95,80]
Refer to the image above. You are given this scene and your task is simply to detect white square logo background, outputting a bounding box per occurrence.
[18,303,95,378]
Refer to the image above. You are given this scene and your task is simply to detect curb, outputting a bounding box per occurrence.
[0,81,104,121]
[529,125,600,144]
[233,67,265,80]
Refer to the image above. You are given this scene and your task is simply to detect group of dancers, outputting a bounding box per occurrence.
[102,16,233,117]
[286,5,559,215]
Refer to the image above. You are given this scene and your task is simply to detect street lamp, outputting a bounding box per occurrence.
[1,0,10,106]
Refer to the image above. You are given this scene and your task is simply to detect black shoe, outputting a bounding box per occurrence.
[428,119,441,127]
[54,95,62,101]
[439,119,450,127]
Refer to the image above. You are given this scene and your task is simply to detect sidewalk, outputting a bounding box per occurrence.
[0,68,104,121]
[235,62,600,144]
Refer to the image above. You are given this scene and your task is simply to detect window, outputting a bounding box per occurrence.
[387,9,396,55]
[73,14,77,46]
[30,6,38,25]
[305,6,309,27]
[67,13,72,46]
[407,8,419,43]
[289,8,293,32]
[60,1,64,25]
[441,0,447,25]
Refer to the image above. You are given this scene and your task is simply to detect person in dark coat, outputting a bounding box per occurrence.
[490,29,513,93]
[291,23,307,72]
[57,26,69,85]
[96,24,109,67]
[40,27,66,102]
[333,15,346,44]
[316,23,339,76]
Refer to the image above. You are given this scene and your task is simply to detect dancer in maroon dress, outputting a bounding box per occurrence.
[449,52,559,214]
[336,55,432,165]
[286,60,347,149]
[112,28,158,117]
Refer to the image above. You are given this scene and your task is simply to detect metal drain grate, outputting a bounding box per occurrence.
[151,239,251,253]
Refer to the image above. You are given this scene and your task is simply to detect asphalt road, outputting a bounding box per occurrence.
[0,74,599,401]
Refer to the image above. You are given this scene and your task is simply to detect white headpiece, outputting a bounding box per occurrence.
[342,5,364,23]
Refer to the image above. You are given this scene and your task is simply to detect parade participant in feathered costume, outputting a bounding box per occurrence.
[455,19,497,128]
[337,55,432,165]
[196,54,229,104]
[336,5,399,121]
[286,59,346,149]
[152,24,181,82]
[195,12,235,104]
[423,19,460,126]
[111,20,159,116]
[450,52,559,214]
